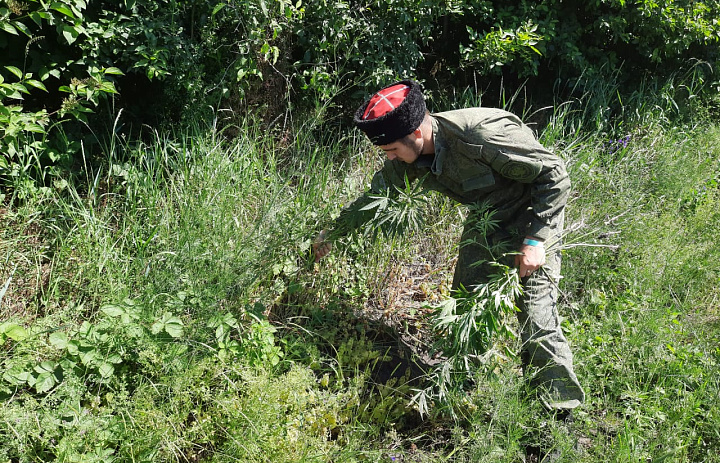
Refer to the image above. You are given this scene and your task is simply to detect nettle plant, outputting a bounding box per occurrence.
[208,309,284,368]
[1,298,186,395]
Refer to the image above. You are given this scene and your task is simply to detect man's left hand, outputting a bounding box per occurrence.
[516,239,546,278]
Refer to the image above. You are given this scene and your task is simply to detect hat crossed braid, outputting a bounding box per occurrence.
[353,80,426,145]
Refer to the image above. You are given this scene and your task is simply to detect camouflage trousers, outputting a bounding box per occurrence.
[452,209,585,410]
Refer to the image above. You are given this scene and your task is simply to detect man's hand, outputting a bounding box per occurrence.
[312,230,332,262]
[515,237,546,278]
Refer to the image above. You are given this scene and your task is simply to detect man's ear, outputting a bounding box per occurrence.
[413,128,423,139]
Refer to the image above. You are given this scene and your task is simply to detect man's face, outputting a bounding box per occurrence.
[378,132,422,163]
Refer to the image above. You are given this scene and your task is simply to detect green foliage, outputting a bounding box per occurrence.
[412,253,522,416]
[460,20,544,77]
[293,0,443,97]
[359,173,429,239]
[0,321,28,342]
[1,297,186,397]
[552,83,720,460]
[450,0,720,83]
[2,72,720,461]
[239,314,285,368]
[3,0,720,201]
[0,0,123,196]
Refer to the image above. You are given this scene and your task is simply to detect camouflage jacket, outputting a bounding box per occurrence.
[336,108,570,241]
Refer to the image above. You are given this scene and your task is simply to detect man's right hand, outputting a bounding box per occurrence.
[312,230,332,262]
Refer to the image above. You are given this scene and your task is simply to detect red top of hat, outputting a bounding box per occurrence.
[362,83,411,120]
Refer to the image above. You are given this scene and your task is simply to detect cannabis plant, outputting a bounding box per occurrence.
[358,173,429,239]
[411,207,523,418]
[346,178,524,417]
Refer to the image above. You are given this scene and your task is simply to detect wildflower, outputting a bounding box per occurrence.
[604,134,632,155]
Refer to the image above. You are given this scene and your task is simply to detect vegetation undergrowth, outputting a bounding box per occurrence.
[2,71,720,462]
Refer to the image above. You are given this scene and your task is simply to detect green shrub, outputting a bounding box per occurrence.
[3,0,719,199]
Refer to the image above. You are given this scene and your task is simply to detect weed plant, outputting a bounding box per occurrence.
[2,72,720,462]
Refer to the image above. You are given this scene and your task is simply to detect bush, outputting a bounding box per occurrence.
[2,0,718,197]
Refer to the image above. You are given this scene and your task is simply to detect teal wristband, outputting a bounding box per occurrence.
[523,238,543,247]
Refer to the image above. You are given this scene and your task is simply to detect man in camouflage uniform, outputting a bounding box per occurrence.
[314,80,585,413]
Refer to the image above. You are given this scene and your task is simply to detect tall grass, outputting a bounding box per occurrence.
[544,73,720,462]
[2,70,720,462]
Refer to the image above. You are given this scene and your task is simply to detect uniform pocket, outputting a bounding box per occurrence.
[452,140,497,192]
[461,166,496,191]
[455,137,544,184]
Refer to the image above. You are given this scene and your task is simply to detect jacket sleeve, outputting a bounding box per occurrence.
[476,114,571,241]
[525,158,570,240]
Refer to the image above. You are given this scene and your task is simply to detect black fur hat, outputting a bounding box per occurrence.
[353,80,426,145]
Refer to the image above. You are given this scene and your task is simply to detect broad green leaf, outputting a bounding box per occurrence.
[3,368,32,385]
[0,322,28,341]
[49,332,69,349]
[73,104,94,113]
[13,20,30,36]
[51,4,76,19]
[5,66,22,79]
[61,24,79,45]
[0,21,18,35]
[164,318,184,338]
[25,123,45,134]
[150,320,163,335]
[103,67,124,75]
[59,357,77,372]
[28,11,43,27]
[98,81,119,94]
[66,339,80,355]
[34,372,57,393]
[79,349,98,366]
[212,3,225,17]
[25,79,48,92]
[35,361,56,374]
[152,313,184,338]
[98,362,114,378]
[101,304,125,317]
[5,89,22,99]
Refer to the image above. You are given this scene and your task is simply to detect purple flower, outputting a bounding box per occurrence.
[604,134,632,156]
